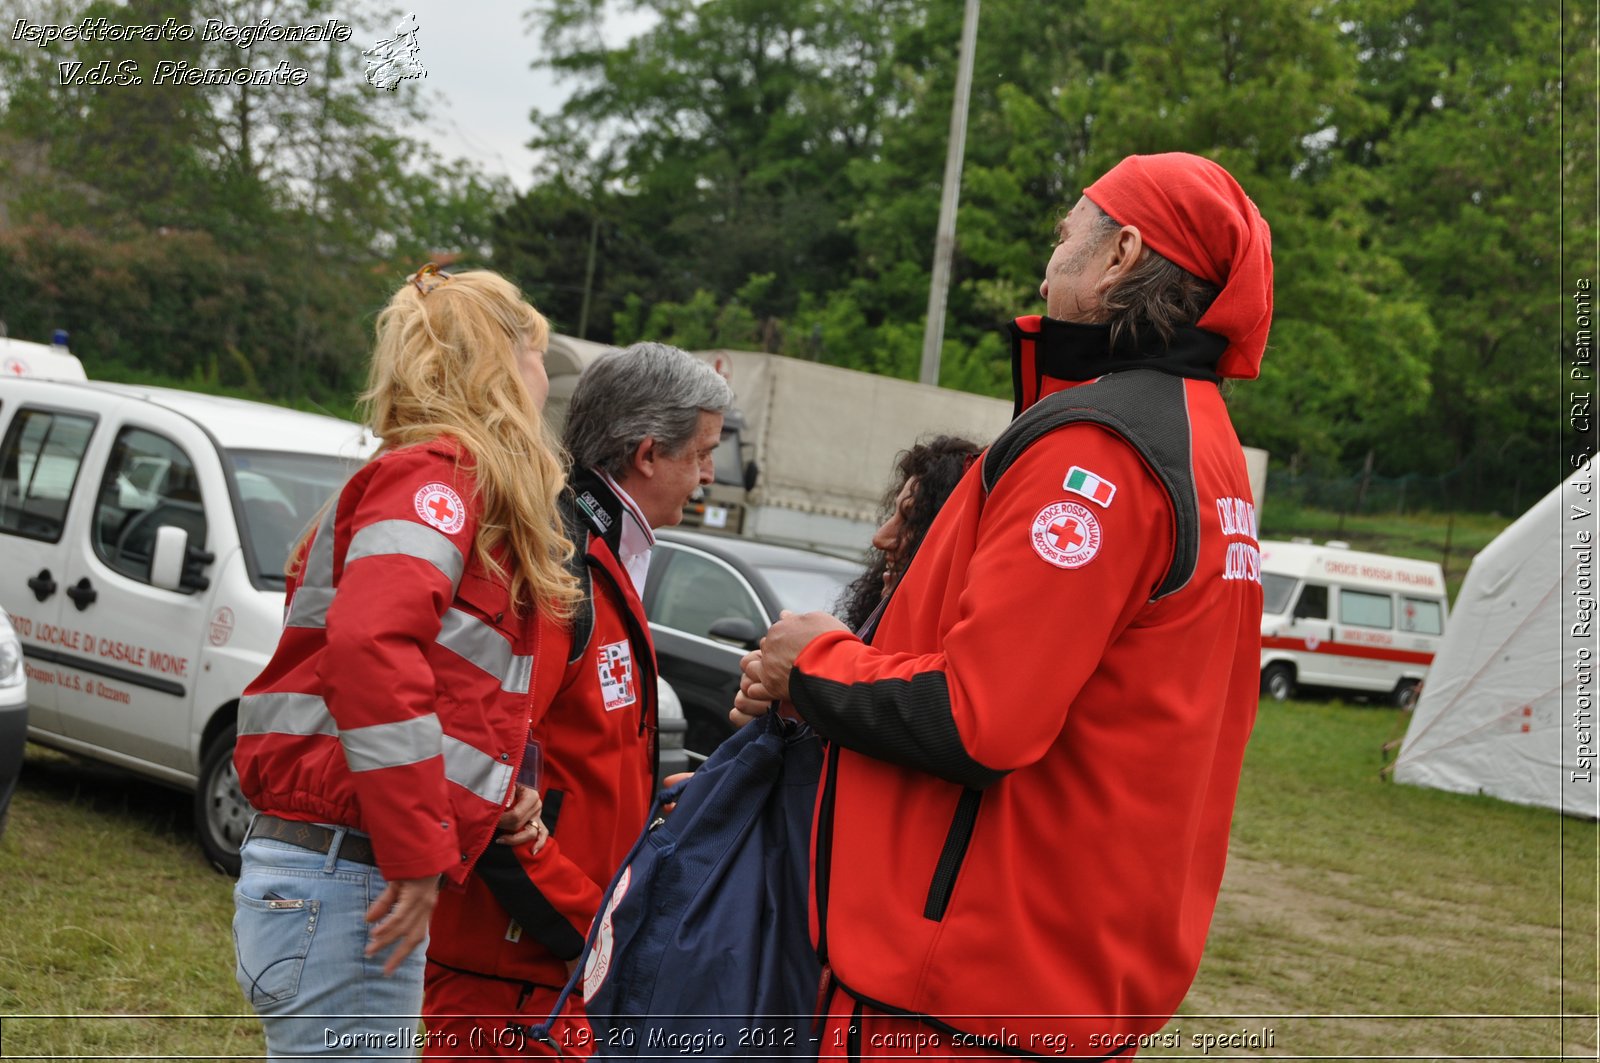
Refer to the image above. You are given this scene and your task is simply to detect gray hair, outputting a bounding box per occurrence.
[1080,200,1219,350]
[564,342,734,478]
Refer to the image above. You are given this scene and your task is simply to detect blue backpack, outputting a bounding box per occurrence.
[533,711,824,1059]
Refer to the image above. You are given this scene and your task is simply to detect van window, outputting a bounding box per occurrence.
[0,408,96,542]
[1340,589,1394,630]
[1262,573,1296,615]
[227,449,359,588]
[92,427,208,588]
[1292,583,1329,621]
[1400,597,1444,636]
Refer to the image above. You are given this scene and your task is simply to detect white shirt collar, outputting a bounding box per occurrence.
[598,469,655,594]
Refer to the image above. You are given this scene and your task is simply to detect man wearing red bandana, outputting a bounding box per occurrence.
[740,153,1272,1059]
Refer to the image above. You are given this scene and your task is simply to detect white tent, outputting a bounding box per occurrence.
[1393,465,1597,817]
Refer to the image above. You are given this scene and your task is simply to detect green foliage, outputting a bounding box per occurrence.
[0,0,515,403]
[501,0,1579,508]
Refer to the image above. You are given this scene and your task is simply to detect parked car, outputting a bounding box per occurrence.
[0,609,26,837]
[1,346,695,871]
[654,677,689,780]
[643,528,862,757]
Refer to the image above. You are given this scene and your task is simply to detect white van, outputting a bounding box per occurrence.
[1,335,89,381]
[0,360,374,871]
[1258,539,1449,709]
[0,352,689,872]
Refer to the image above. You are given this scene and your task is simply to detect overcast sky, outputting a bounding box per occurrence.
[388,3,652,190]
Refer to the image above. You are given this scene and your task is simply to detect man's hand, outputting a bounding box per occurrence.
[364,875,440,976]
[661,771,695,816]
[750,611,850,703]
[731,649,782,727]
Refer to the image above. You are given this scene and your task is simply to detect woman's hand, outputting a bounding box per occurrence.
[495,784,548,851]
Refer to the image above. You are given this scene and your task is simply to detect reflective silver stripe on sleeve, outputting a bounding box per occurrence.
[346,519,466,590]
[285,500,340,629]
[238,691,337,737]
[340,714,444,773]
[437,609,533,694]
[284,585,335,630]
[442,734,514,806]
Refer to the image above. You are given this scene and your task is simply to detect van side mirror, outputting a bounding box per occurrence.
[707,616,761,651]
[151,525,213,593]
[150,525,188,591]
[742,460,760,492]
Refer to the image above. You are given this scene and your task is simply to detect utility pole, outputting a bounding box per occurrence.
[917,0,981,387]
[577,213,600,339]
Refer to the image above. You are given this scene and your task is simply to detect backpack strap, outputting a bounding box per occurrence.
[980,370,1200,601]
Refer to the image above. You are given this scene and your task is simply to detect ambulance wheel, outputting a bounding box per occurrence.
[196,728,246,876]
[1261,663,1296,702]
[1391,679,1421,711]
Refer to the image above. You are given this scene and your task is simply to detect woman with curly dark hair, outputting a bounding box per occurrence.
[837,435,983,632]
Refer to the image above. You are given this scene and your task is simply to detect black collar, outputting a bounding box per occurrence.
[567,467,626,557]
[1008,317,1226,415]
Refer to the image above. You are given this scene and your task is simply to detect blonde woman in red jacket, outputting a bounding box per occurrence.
[232,266,579,1059]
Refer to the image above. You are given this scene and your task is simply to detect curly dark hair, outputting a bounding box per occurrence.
[837,435,984,631]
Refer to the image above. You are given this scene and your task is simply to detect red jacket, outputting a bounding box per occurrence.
[427,469,658,989]
[236,439,572,884]
[793,317,1262,1055]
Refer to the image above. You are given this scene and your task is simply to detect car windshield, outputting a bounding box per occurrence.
[759,563,855,615]
[1262,573,1297,615]
[227,449,362,588]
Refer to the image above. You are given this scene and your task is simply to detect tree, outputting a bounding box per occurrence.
[0,0,511,401]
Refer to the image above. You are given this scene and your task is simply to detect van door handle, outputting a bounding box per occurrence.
[27,568,57,601]
[66,577,98,611]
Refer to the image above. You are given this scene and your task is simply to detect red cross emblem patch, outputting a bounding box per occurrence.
[1030,500,1102,569]
[597,640,636,711]
[414,482,467,534]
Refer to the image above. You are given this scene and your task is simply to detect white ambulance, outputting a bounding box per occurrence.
[0,349,374,872]
[1258,539,1449,709]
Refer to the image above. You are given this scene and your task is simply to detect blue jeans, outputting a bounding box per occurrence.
[233,827,428,1060]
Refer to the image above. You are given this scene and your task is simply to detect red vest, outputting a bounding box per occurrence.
[794,328,1262,1051]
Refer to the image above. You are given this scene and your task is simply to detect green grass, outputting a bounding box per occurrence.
[0,747,258,1059]
[2,697,1595,1060]
[1149,697,1598,1060]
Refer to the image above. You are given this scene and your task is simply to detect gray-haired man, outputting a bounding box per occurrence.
[423,342,733,1047]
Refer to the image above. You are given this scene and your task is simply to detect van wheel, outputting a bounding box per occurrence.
[1261,663,1296,702]
[1392,679,1421,710]
[196,729,247,876]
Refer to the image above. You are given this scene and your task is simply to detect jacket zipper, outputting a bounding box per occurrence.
[813,740,841,964]
[922,788,983,921]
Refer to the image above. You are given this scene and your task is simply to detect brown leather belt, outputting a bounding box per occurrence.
[245,815,378,867]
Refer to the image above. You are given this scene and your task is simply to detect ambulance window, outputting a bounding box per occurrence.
[1340,589,1393,630]
[1400,597,1444,636]
[1262,573,1296,614]
[1292,583,1328,621]
[0,408,96,542]
[92,427,208,589]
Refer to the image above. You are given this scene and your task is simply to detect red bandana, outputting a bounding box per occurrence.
[1085,153,1273,379]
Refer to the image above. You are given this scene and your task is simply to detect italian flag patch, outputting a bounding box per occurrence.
[1063,466,1116,507]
